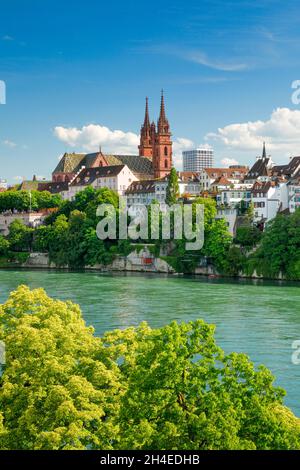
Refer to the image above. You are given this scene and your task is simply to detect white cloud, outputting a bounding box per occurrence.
[187,51,248,72]
[54,124,139,154]
[136,44,249,72]
[206,107,300,159]
[54,123,195,169]
[221,158,239,166]
[3,140,17,148]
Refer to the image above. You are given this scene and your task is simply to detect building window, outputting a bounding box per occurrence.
[164,159,168,169]
[164,146,168,156]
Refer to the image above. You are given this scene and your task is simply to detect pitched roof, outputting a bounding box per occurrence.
[18,180,50,191]
[252,181,272,195]
[70,165,125,187]
[38,182,69,194]
[178,171,200,182]
[105,154,153,178]
[272,156,300,177]
[245,157,272,180]
[204,167,248,179]
[53,152,153,179]
[125,179,155,194]
[53,153,86,174]
[212,175,232,186]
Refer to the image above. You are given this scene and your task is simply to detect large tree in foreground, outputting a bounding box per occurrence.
[0,286,299,450]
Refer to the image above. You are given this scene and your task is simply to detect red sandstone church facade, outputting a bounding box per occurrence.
[139,91,173,179]
[52,92,172,183]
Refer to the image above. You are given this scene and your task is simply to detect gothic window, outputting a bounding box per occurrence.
[164,146,168,156]
[164,159,168,169]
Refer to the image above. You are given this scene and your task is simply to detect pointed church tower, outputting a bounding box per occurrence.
[262,141,266,159]
[139,97,153,158]
[153,90,173,179]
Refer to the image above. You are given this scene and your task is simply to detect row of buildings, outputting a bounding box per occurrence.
[2,93,300,236]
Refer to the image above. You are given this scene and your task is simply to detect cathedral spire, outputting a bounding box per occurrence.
[153,90,172,178]
[262,141,266,159]
[158,89,168,125]
[157,89,170,134]
[139,97,153,158]
[143,97,150,129]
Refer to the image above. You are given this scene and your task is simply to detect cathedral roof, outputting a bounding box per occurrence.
[53,153,86,174]
[53,152,153,179]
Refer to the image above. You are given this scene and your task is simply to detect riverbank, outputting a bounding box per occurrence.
[0,249,297,282]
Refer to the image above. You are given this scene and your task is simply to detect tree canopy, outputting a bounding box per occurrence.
[0,190,62,213]
[0,286,299,450]
[166,168,179,205]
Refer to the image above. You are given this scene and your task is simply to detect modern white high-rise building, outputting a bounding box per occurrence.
[183,148,214,172]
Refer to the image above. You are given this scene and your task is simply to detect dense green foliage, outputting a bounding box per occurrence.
[1,184,299,279]
[4,187,131,269]
[234,225,262,248]
[155,197,232,273]
[0,286,299,450]
[245,209,300,279]
[8,220,33,252]
[165,167,179,205]
[0,190,62,213]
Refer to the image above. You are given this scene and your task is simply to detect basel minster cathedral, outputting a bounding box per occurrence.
[52,92,173,183]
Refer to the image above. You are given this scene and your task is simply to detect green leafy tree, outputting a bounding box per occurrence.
[245,201,254,223]
[166,168,179,205]
[0,286,121,450]
[35,191,62,209]
[7,219,33,252]
[0,286,299,450]
[0,236,10,256]
[47,214,69,266]
[248,209,300,279]
[204,218,232,272]
[235,225,262,248]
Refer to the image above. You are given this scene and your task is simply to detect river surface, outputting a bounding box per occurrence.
[0,269,299,415]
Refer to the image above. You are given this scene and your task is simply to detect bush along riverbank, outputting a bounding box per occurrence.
[0,186,299,280]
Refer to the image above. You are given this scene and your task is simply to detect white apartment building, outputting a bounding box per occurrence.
[183,148,214,172]
[217,188,252,207]
[288,179,300,213]
[67,165,137,200]
[251,182,288,225]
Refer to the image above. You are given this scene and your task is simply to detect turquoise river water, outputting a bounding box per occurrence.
[0,269,299,415]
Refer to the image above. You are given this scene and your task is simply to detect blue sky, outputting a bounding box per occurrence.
[1,0,300,182]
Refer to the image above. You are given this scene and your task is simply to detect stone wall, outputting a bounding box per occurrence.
[22,248,175,274]
[20,250,287,280]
